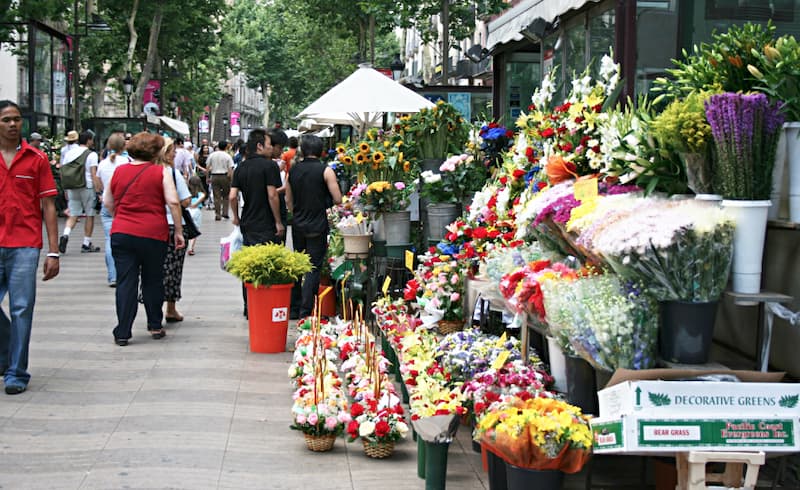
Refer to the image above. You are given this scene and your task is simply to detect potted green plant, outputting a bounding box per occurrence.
[226,244,312,353]
[400,100,468,170]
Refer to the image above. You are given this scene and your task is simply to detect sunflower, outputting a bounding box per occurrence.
[359,142,370,153]
[336,145,346,154]
[342,155,353,166]
[403,160,411,172]
[355,153,367,164]
[372,151,385,164]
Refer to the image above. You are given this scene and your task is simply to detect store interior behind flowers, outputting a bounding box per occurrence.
[284,25,800,490]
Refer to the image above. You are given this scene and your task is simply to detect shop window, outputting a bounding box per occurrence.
[33,28,52,114]
[636,1,679,97]
[505,52,540,125]
[589,8,616,78]
[684,0,800,47]
[564,22,587,92]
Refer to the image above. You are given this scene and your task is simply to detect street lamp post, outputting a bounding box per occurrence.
[390,53,406,82]
[122,71,134,118]
[222,116,228,138]
[169,94,178,118]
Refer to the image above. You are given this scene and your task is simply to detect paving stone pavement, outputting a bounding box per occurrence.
[0,214,491,490]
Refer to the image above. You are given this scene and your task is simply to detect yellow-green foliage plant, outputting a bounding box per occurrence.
[226,244,312,287]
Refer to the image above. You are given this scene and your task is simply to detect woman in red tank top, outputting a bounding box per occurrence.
[103,133,185,346]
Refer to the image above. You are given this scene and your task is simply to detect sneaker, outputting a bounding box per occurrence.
[81,243,100,253]
[5,384,26,395]
[58,235,68,253]
[109,281,116,288]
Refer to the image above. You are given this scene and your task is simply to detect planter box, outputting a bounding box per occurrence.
[591,368,799,454]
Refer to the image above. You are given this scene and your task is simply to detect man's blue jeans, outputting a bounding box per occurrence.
[100,206,115,284]
[0,247,40,388]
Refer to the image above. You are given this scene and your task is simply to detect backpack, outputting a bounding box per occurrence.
[61,149,91,189]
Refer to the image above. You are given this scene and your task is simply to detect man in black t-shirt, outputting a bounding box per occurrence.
[229,128,285,317]
[285,135,342,319]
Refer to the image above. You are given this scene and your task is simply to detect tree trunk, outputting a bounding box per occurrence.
[90,73,106,117]
[368,14,375,65]
[441,0,449,85]
[133,2,163,116]
[124,0,139,73]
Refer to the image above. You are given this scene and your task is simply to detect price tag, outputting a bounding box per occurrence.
[491,350,511,370]
[574,177,599,202]
[405,250,414,271]
[382,276,391,296]
[498,332,507,344]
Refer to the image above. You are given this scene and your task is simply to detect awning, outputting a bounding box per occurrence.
[487,0,600,52]
[158,116,190,137]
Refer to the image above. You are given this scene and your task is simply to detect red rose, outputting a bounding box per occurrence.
[375,420,391,438]
[539,127,555,138]
[367,399,378,412]
[347,420,360,437]
[488,229,501,239]
[472,227,488,239]
[560,142,573,152]
[525,147,534,158]
[350,402,365,417]
[512,169,526,179]
[488,122,499,128]
[536,181,547,190]
[505,129,514,138]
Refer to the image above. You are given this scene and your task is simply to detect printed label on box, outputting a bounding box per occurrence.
[272,307,287,323]
[592,420,624,449]
[637,419,795,448]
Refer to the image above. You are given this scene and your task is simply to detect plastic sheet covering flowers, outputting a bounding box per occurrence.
[336,212,372,235]
[540,272,658,371]
[586,198,734,302]
[408,251,464,323]
[479,397,593,472]
[435,328,523,382]
[498,259,579,321]
[482,241,553,283]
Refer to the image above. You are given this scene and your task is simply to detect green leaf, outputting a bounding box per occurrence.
[779,394,799,409]
[648,392,671,407]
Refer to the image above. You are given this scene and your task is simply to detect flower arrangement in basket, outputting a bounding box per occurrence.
[478,396,593,473]
[399,100,469,160]
[346,402,409,458]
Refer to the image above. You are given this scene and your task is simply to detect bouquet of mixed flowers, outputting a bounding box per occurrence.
[498,259,580,321]
[478,396,593,472]
[405,251,465,323]
[361,180,413,214]
[540,272,658,371]
[586,198,734,302]
[482,242,552,283]
[290,371,350,437]
[400,100,469,160]
[473,121,515,169]
[346,402,409,444]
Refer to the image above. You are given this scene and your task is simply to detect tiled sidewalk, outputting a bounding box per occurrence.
[0,216,488,489]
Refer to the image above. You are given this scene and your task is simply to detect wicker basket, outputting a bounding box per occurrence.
[363,440,395,459]
[304,433,336,452]
[437,320,463,335]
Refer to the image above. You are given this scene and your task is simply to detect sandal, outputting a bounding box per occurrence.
[165,314,183,323]
[187,249,195,256]
[150,329,166,339]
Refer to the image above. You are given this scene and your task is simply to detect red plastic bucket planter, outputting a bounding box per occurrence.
[245,283,293,353]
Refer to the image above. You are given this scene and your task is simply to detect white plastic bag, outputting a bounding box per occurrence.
[220,226,243,271]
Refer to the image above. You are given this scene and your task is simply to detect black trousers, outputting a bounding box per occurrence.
[111,233,168,340]
[291,231,327,318]
[241,229,280,313]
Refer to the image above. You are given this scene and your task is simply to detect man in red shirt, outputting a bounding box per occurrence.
[0,100,60,395]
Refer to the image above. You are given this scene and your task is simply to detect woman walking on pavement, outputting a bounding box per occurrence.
[186,176,206,255]
[104,133,184,346]
[156,138,192,323]
[94,133,130,288]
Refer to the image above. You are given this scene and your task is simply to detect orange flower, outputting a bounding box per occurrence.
[546,155,578,185]
[403,161,411,172]
[342,155,353,165]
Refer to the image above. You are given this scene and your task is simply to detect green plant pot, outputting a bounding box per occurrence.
[424,441,450,490]
[373,240,387,257]
[400,380,409,404]
[417,436,426,478]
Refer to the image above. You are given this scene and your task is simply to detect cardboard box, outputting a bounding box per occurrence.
[591,368,800,454]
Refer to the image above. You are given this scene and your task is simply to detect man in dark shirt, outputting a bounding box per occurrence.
[229,128,285,317]
[285,135,342,319]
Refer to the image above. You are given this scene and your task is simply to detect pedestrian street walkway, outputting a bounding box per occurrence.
[0,215,488,489]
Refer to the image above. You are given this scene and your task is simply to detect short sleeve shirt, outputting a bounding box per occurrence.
[231,155,282,235]
[85,151,99,189]
[0,141,58,248]
[166,169,191,225]
[174,148,194,177]
[207,150,233,174]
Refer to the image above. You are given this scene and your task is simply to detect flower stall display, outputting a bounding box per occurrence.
[540,272,658,372]
[338,129,413,184]
[361,180,413,214]
[346,402,410,458]
[435,328,523,383]
[471,121,515,170]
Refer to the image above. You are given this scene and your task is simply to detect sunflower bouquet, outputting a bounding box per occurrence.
[338,129,414,184]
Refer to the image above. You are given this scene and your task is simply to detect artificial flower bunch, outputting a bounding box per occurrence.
[290,371,350,437]
[361,180,413,214]
[478,396,593,472]
[346,401,409,444]
[337,128,412,184]
[435,328,523,382]
[399,100,469,160]
[405,251,465,323]
[515,51,621,183]
[540,272,659,371]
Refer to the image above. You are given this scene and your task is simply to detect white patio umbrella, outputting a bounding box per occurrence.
[297,64,434,135]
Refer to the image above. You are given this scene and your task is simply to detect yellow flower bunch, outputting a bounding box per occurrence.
[340,132,414,184]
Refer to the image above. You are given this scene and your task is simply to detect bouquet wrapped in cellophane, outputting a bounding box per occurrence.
[479,397,592,472]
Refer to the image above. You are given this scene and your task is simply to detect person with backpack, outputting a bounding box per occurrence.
[59,131,100,254]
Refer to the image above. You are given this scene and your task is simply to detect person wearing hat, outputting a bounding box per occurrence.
[27,132,43,150]
[59,130,79,166]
